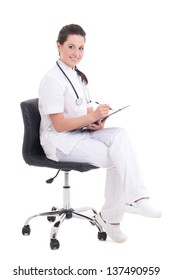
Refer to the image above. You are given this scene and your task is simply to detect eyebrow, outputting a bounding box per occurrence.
[67,43,84,48]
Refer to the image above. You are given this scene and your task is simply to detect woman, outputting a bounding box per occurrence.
[39,24,161,243]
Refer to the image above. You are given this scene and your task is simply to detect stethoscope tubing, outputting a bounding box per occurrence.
[56,61,84,105]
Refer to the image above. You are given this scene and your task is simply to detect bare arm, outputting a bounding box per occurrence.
[50,104,109,132]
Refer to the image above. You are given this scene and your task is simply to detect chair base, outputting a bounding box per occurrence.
[22,171,107,250]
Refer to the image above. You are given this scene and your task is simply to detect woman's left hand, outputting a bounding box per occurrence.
[85,119,107,131]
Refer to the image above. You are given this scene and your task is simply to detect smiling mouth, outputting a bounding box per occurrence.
[70,57,78,61]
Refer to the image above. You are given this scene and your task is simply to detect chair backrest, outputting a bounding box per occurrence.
[20,98,45,165]
[20,98,99,172]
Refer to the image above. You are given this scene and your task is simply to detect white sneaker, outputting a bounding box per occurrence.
[124,200,162,218]
[95,213,127,243]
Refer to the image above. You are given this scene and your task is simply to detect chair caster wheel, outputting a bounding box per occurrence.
[47,207,57,222]
[98,231,107,241]
[47,216,56,222]
[50,238,60,250]
[22,225,31,236]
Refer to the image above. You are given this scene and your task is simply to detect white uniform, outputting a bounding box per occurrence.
[39,60,92,161]
[39,60,149,223]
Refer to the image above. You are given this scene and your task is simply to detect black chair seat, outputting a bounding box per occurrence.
[26,154,98,172]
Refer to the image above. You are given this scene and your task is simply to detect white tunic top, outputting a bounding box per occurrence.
[39,60,92,161]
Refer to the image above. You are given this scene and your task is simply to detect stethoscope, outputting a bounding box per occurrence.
[56,61,90,105]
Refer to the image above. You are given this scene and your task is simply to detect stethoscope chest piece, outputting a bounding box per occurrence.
[76,97,83,105]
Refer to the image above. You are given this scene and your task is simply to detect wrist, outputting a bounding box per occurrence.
[89,112,97,123]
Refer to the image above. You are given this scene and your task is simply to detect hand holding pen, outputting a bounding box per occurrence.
[95,101,114,111]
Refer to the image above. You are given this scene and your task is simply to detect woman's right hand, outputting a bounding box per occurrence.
[93,104,110,121]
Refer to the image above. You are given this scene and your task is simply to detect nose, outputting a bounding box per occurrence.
[72,48,80,57]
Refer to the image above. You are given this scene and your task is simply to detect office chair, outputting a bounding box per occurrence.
[20,98,107,250]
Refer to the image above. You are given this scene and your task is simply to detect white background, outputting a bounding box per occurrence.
[0,0,173,279]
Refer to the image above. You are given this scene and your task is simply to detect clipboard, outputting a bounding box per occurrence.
[79,105,130,131]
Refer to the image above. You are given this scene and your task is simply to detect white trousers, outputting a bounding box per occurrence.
[56,127,149,223]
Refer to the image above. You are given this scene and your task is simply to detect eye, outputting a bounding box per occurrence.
[69,45,75,49]
[79,46,84,51]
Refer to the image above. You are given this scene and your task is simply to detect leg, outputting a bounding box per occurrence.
[91,127,149,222]
[92,127,161,219]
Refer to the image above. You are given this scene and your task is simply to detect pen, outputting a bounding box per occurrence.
[95,101,114,111]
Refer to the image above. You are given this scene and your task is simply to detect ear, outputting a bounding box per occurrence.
[57,42,61,51]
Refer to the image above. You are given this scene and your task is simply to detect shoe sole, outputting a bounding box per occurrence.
[124,205,162,218]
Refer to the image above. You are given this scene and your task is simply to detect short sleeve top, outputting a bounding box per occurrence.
[39,60,92,161]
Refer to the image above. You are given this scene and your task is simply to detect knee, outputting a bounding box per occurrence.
[110,127,131,148]
[110,127,129,142]
[118,127,129,138]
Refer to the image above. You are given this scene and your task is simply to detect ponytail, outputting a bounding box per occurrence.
[75,67,88,85]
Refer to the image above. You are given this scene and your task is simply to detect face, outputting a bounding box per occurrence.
[57,34,85,68]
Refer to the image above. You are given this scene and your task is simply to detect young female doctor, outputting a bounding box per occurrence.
[39,24,161,243]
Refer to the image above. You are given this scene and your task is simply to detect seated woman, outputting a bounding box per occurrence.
[39,24,161,243]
